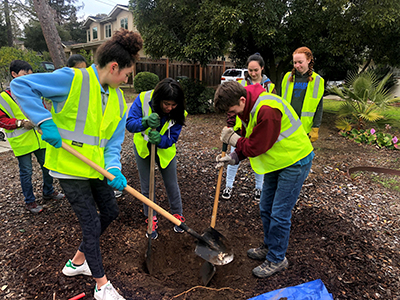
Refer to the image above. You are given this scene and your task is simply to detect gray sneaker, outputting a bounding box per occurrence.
[26,201,43,214]
[247,243,269,260]
[43,192,65,201]
[252,257,289,278]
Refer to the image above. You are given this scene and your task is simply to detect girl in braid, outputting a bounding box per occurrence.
[281,47,324,142]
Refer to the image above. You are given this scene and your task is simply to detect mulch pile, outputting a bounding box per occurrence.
[0,112,399,300]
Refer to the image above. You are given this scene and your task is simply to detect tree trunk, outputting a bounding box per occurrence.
[4,0,13,47]
[32,0,66,68]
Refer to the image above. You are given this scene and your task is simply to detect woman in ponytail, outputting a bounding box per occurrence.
[281,47,325,142]
[11,29,143,300]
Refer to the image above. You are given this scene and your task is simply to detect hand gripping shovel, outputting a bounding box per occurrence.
[59,141,234,266]
[199,143,229,285]
[145,137,156,274]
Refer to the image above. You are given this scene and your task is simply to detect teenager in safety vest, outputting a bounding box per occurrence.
[11,29,143,300]
[281,46,325,142]
[126,78,187,240]
[214,81,314,278]
[0,60,64,214]
[223,53,276,202]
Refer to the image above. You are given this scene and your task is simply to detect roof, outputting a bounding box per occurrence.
[83,4,130,28]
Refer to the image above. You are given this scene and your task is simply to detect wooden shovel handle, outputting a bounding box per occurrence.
[210,143,228,228]
[147,135,156,235]
[60,141,182,226]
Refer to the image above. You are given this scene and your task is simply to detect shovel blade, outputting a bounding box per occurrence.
[145,237,153,275]
[201,262,216,286]
[195,227,234,266]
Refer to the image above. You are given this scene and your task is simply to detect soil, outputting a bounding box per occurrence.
[1,111,400,300]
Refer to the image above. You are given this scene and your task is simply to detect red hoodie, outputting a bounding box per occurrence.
[0,89,19,130]
[235,84,282,161]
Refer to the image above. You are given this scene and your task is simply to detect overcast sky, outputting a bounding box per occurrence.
[77,0,129,20]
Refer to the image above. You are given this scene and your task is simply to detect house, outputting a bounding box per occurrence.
[64,4,145,60]
[63,4,232,86]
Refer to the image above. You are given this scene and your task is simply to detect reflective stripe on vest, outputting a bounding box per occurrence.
[133,90,186,169]
[45,67,127,179]
[239,79,275,93]
[242,92,313,174]
[281,72,324,133]
[0,91,45,156]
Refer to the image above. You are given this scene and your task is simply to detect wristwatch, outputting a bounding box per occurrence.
[16,120,22,128]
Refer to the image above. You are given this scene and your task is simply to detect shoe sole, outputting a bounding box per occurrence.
[221,195,231,199]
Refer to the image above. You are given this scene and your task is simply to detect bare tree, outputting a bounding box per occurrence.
[32,0,66,68]
[4,0,13,47]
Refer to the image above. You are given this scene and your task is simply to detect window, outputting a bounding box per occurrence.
[92,27,98,40]
[120,18,128,30]
[105,24,112,38]
[87,30,91,42]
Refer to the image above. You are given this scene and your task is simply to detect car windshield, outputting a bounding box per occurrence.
[223,70,242,77]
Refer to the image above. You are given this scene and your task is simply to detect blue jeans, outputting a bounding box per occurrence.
[17,148,54,204]
[259,158,312,263]
[226,146,264,189]
[134,145,183,217]
[59,178,119,279]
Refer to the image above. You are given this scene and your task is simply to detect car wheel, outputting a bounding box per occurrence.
[0,131,5,141]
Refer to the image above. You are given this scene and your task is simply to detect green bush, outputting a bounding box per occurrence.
[178,78,215,114]
[134,72,159,93]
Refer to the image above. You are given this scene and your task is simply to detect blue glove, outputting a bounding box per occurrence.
[40,119,62,148]
[148,130,161,144]
[107,168,127,191]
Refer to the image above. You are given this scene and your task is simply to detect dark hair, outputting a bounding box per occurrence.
[67,54,87,68]
[246,53,265,68]
[151,78,186,126]
[95,29,143,69]
[10,60,32,78]
[214,81,246,113]
[290,46,314,82]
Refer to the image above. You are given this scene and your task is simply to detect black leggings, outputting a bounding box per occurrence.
[59,178,119,278]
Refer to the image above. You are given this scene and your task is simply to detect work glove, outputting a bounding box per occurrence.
[39,119,62,148]
[107,168,127,191]
[215,153,237,169]
[142,113,160,129]
[220,126,240,147]
[309,127,319,143]
[22,119,35,130]
[148,130,161,145]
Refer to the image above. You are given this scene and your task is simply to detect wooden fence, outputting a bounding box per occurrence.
[135,58,235,87]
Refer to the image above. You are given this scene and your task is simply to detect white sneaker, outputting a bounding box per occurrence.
[62,259,92,276]
[94,281,125,300]
[114,190,123,198]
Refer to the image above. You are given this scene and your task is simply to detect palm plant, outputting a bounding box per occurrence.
[330,70,400,131]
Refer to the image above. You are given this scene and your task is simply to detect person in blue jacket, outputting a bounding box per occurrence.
[10,29,143,300]
[126,78,186,240]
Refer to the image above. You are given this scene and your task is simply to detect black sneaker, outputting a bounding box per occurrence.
[254,189,262,202]
[252,257,288,278]
[247,243,269,260]
[43,191,65,201]
[222,187,232,199]
[26,201,43,214]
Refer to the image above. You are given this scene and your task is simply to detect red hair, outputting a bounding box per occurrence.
[289,46,314,82]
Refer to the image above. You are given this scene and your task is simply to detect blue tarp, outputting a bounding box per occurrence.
[248,279,334,300]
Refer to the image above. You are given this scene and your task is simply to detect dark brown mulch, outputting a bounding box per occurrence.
[1,112,400,300]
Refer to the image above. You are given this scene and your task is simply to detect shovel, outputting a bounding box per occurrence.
[59,141,234,266]
[145,137,156,274]
[200,143,227,285]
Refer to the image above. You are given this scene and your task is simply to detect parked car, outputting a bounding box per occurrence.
[0,128,5,142]
[37,61,55,73]
[220,68,248,84]
[326,80,345,89]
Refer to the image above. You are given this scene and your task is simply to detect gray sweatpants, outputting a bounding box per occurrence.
[133,145,183,217]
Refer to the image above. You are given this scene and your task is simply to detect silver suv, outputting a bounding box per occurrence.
[220,69,248,84]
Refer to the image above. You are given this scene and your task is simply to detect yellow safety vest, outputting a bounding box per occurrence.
[242,92,313,174]
[281,72,324,133]
[236,79,276,132]
[133,90,187,169]
[0,91,46,157]
[45,67,127,179]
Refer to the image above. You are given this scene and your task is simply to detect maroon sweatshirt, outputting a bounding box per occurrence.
[234,84,282,161]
